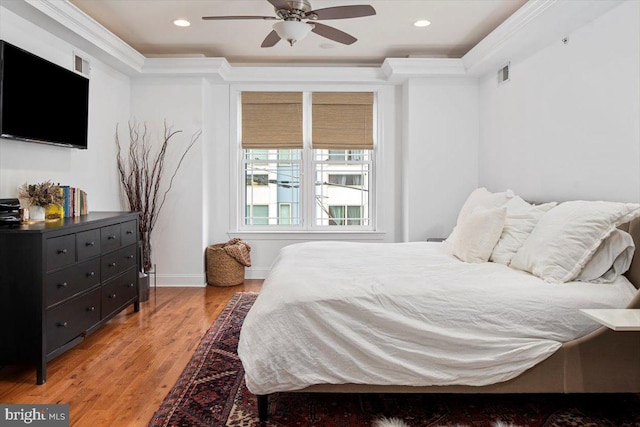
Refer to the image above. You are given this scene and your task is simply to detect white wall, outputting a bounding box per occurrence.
[478,0,640,203]
[403,78,479,240]
[129,77,206,285]
[0,5,131,210]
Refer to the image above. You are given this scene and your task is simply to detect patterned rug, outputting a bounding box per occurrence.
[149,292,640,427]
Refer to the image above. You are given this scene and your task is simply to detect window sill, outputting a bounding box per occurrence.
[228,230,387,241]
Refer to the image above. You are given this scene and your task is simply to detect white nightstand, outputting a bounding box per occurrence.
[580,309,640,331]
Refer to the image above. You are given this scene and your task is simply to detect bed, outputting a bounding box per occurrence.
[237,195,640,421]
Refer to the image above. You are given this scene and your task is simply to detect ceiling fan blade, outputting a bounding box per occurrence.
[267,0,292,10]
[202,15,277,20]
[311,22,357,45]
[309,5,376,20]
[261,30,281,48]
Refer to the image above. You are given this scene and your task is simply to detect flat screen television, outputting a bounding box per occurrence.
[0,40,89,149]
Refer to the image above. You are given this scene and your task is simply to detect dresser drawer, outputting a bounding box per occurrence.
[102,268,137,317]
[76,229,101,260]
[101,244,137,282]
[101,224,121,253]
[46,234,76,271]
[45,258,101,308]
[121,220,137,247]
[46,288,101,353]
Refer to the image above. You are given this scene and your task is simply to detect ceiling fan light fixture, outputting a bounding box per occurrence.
[273,20,314,46]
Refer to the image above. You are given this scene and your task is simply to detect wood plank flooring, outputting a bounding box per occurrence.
[0,280,263,427]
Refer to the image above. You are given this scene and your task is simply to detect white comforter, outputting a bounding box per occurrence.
[237,242,637,395]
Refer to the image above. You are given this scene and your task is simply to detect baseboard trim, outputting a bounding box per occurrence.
[154,274,206,287]
[245,268,269,280]
[152,270,267,287]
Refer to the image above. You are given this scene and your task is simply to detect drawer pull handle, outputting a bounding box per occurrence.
[128,283,134,288]
[109,293,117,299]
[126,230,133,235]
[127,255,134,259]
[58,322,68,327]
[57,282,68,289]
[57,249,68,255]
[87,272,95,278]
[108,235,116,240]
[87,306,95,312]
[109,262,117,268]
[86,241,95,247]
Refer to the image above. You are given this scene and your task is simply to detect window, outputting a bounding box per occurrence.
[328,205,363,226]
[244,149,301,225]
[315,150,370,227]
[240,91,375,229]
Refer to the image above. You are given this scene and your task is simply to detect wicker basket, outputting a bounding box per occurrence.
[206,244,245,286]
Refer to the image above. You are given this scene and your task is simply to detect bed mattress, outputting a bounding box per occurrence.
[237,242,637,395]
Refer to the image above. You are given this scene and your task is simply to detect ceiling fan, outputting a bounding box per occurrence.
[202,0,376,48]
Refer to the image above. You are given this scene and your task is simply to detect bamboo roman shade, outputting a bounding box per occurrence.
[241,92,303,149]
[312,92,374,150]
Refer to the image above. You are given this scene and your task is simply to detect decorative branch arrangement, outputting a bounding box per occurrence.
[115,121,201,272]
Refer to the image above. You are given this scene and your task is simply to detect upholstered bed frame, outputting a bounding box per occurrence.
[256,219,640,421]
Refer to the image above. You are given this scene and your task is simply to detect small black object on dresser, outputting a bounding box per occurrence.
[0,212,140,384]
[0,198,20,224]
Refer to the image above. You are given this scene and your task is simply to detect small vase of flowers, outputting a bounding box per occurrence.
[18,181,64,221]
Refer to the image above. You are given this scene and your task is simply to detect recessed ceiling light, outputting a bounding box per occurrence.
[173,19,191,27]
[413,20,431,28]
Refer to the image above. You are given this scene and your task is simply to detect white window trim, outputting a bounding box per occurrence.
[228,84,386,236]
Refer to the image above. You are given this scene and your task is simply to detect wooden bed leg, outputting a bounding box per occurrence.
[257,394,268,422]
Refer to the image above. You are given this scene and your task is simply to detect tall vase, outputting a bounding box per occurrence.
[138,232,152,302]
[29,205,46,221]
[142,231,152,273]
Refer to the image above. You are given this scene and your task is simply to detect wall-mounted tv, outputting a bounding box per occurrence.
[0,40,89,149]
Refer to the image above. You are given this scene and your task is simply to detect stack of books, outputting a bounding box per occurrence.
[44,186,89,219]
[60,186,88,218]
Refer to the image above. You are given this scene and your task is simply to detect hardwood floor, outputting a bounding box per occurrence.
[0,280,263,427]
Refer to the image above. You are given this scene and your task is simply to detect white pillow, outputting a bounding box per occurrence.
[510,201,640,283]
[576,229,635,283]
[490,197,557,265]
[451,206,506,263]
[448,188,513,242]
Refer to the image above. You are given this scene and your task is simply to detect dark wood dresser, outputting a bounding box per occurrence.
[0,212,140,384]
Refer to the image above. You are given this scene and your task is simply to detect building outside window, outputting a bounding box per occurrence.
[278,203,292,225]
[246,173,269,186]
[327,205,363,226]
[245,204,269,225]
[241,91,375,229]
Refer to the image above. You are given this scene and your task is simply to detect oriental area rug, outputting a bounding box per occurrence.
[149,292,640,427]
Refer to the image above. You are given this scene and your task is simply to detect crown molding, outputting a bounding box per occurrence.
[20,0,144,74]
[463,0,623,76]
[223,64,386,83]
[381,58,467,82]
[140,58,467,83]
[141,58,233,81]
